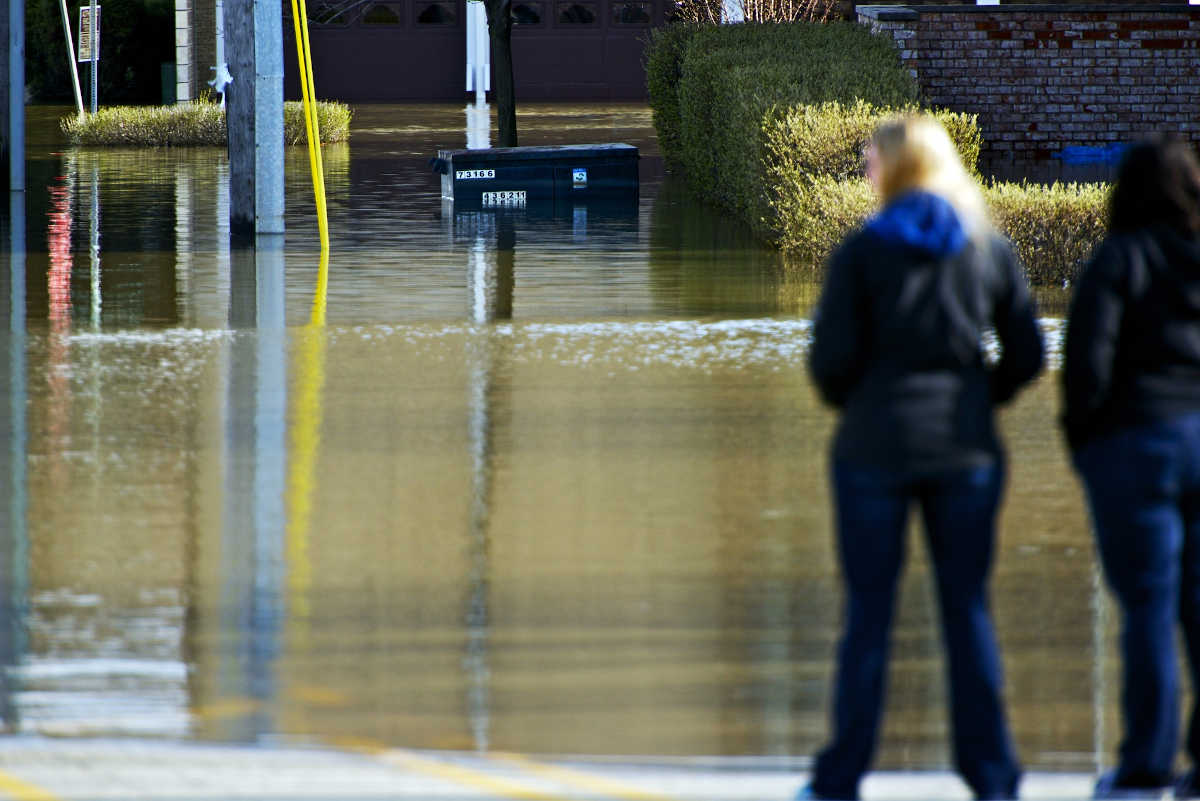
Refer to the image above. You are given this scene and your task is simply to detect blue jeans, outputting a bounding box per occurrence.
[1075,413,1200,788]
[812,460,1021,801]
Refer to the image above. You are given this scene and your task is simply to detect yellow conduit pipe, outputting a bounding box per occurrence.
[289,0,329,253]
[284,0,331,651]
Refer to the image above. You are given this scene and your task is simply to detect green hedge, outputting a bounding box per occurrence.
[764,99,981,254]
[61,101,353,146]
[646,21,1110,286]
[772,176,1108,287]
[646,22,918,169]
[988,180,1109,286]
[645,22,923,238]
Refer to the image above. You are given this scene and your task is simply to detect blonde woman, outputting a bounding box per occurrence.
[802,116,1043,801]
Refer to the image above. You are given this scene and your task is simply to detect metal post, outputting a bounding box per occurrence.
[89,1,97,114]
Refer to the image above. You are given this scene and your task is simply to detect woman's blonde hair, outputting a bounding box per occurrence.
[871,115,989,235]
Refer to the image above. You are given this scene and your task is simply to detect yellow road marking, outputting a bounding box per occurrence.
[0,770,61,801]
[491,753,677,801]
[383,750,572,801]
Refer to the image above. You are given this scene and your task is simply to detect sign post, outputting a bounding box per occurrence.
[77,4,99,113]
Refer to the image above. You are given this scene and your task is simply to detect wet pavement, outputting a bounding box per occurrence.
[0,739,1097,801]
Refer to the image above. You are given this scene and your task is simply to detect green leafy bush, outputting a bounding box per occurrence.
[61,100,353,146]
[764,100,981,247]
[646,22,918,170]
[987,180,1109,287]
[645,22,922,238]
[774,175,1109,287]
[644,23,701,168]
[647,21,1108,286]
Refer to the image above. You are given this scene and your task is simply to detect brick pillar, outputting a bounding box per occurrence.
[176,0,193,102]
[194,0,217,97]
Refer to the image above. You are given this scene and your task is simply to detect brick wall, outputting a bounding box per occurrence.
[193,0,216,98]
[857,4,1200,174]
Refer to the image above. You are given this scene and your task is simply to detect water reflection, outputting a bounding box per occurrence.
[216,238,287,741]
[0,104,1119,771]
[0,190,28,733]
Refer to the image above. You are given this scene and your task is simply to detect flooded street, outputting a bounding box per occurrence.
[1,103,1109,773]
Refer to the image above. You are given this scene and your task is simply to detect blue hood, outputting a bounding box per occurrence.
[864,190,968,258]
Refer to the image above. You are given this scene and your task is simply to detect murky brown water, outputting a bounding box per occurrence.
[1,103,1117,772]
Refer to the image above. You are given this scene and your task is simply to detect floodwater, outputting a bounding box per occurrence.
[0,103,1115,772]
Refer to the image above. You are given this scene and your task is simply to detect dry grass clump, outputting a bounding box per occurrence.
[61,100,352,146]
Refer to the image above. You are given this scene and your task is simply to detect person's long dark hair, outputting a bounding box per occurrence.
[1109,135,1200,235]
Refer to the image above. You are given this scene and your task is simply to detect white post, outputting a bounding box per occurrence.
[57,0,84,116]
[466,0,489,104]
[464,1,490,150]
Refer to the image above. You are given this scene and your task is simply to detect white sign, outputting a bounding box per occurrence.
[78,5,100,62]
[482,190,526,207]
[572,168,588,189]
[457,169,495,180]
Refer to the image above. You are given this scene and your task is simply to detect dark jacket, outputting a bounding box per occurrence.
[808,191,1044,476]
[1062,224,1200,452]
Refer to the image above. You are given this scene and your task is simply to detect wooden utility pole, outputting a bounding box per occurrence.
[224,0,284,238]
[1,0,25,194]
[484,0,517,148]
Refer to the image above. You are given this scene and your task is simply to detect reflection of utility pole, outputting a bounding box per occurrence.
[463,213,515,752]
[0,191,28,731]
[89,163,101,329]
[218,236,287,741]
[465,334,493,752]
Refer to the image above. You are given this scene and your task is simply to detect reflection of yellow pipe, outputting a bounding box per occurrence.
[286,249,329,646]
[289,0,329,253]
[311,247,329,326]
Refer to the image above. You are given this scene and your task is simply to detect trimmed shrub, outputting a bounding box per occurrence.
[764,100,981,247]
[774,175,1109,287]
[772,174,876,267]
[645,22,919,169]
[647,21,1106,287]
[987,180,1109,287]
[644,23,701,167]
[61,100,353,146]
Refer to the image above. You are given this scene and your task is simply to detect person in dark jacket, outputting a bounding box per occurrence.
[801,115,1044,801]
[1062,136,1200,800]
